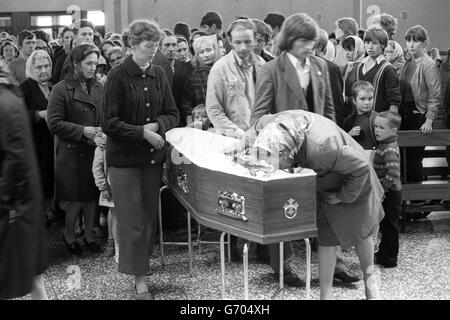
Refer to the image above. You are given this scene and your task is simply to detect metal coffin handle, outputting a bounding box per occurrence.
[177,168,189,194]
[216,190,248,222]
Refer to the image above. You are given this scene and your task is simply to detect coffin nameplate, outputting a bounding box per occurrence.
[177,168,189,194]
[216,191,248,222]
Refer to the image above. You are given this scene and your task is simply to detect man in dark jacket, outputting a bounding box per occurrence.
[158,33,193,127]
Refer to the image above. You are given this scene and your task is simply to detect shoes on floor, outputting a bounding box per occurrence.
[375,252,398,268]
[63,235,83,256]
[134,285,153,300]
[84,239,103,253]
[333,270,361,283]
[273,271,305,288]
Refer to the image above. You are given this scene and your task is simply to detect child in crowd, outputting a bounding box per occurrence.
[92,133,119,263]
[373,111,402,268]
[187,104,212,131]
[343,81,378,150]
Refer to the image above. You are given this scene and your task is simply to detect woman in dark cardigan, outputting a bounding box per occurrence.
[102,20,179,300]
[0,61,48,299]
[354,26,401,113]
[47,44,105,256]
[20,50,54,216]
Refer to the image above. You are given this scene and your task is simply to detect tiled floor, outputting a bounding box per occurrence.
[17,211,450,300]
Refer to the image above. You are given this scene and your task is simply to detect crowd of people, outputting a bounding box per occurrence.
[0,9,449,300]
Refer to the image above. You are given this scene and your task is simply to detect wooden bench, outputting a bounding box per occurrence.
[398,130,450,232]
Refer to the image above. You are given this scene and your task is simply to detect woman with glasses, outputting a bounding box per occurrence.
[102,20,179,300]
[47,44,105,256]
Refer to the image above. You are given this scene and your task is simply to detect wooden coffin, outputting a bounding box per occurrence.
[164,128,317,244]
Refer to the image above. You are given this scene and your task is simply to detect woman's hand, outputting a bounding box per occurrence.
[144,122,159,133]
[38,110,47,121]
[324,192,342,205]
[192,120,203,130]
[144,129,164,149]
[348,126,361,137]
[233,128,246,139]
[94,134,107,149]
[101,188,113,202]
[83,126,100,140]
[420,119,433,134]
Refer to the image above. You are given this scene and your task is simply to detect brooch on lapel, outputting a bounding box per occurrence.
[317,71,322,76]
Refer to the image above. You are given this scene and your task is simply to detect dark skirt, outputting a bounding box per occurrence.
[109,165,163,276]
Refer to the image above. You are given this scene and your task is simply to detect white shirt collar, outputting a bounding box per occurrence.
[361,54,385,65]
[287,52,311,70]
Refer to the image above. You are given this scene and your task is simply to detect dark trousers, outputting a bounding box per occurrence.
[401,107,426,182]
[378,190,401,262]
[110,165,163,276]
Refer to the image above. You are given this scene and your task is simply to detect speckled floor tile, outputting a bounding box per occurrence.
[14,211,450,300]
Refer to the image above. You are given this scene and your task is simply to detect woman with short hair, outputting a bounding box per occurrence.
[48,44,105,256]
[102,20,179,300]
[399,25,441,182]
[20,50,55,219]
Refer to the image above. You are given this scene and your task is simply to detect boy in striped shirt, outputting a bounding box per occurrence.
[373,111,402,268]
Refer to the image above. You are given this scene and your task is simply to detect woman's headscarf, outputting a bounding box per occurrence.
[25,50,52,82]
[386,40,405,76]
[343,36,366,84]
[346,35,366,64]
[386,40,405,64]
[235,110,314,173]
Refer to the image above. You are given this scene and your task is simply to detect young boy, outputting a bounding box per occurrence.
[373,111,402,268]
[343,81,378,150]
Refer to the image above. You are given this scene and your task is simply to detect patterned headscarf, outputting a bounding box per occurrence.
[343,35,366,84]
[235,110,314,173]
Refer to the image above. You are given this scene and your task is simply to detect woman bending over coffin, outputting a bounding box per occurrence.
[240,109,384,300]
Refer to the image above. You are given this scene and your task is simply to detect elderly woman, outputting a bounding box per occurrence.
[105,46,125,69]
[47,44,104,256]
[243,109,384,300]
[0,60,48,299]
[181,35,221,126]
[102,20,179,300]
[384,40,406,77]
[20,50,54,218]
